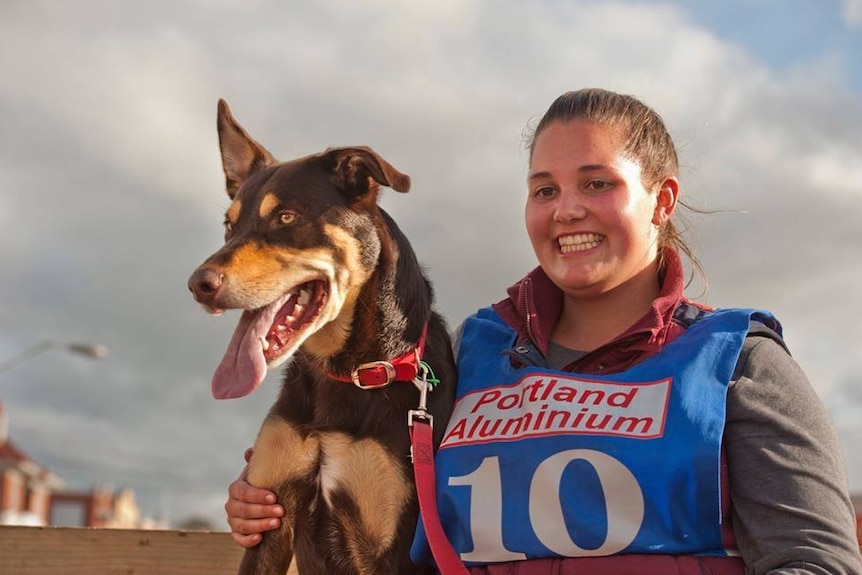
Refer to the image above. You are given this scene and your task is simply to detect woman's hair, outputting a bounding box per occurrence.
[526,88,704,289]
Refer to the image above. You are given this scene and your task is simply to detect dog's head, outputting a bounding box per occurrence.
[188,99,410,400]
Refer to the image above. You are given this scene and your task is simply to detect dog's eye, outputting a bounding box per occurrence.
[279,211,298,226]
[223,220,234,234]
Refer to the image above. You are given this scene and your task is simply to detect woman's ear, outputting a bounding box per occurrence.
[652,176,680,226]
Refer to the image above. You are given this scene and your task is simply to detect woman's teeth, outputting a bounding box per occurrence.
[559,233,603,253]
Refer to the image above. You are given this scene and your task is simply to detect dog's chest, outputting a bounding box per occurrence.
[311,430,413,549]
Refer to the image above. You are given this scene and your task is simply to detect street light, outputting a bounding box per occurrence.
[0,340,109,375]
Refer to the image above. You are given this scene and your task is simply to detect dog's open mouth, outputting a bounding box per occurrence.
[211,280,328,400]
[261,280,327,361]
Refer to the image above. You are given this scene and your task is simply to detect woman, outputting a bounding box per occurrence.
[225,89,862,574]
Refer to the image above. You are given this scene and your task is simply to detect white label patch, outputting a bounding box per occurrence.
[441,375,671,448]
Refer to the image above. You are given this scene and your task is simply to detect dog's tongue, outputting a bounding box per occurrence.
[211,309,271,399]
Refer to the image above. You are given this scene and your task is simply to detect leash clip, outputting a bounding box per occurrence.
[408,363,434,429]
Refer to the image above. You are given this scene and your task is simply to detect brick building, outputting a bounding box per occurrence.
[0,401,145,528]
[0,402,64,525]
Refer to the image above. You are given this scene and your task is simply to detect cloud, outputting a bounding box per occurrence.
[0,7,222,208]
[844,0,862,28]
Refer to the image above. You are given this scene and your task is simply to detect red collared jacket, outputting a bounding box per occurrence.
[491,249,710,375]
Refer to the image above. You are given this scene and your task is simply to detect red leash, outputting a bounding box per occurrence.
[324,327,466,573]
[409,384,469,575]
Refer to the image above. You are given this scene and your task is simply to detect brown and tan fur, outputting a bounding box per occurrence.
[188,100,455,574]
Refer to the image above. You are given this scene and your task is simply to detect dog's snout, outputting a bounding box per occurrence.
[188,266,225,304]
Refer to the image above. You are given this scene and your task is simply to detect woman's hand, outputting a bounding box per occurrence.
[225,448,285,548]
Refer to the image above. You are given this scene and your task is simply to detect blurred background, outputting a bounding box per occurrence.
[1,0,860,530]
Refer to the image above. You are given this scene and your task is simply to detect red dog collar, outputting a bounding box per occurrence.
[328,324,428,389]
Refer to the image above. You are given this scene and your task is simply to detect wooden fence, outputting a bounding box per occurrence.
[0,526,299,575]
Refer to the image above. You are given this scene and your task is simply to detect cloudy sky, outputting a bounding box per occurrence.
[1,0,860,528]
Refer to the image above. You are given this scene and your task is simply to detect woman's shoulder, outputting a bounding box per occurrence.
[735,333,795,379]
[675,302,787,349]
[728,334,815,413]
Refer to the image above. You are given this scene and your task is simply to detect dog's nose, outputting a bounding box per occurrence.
[188,266,225,305]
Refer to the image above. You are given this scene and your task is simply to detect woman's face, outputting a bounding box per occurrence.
[525,119,676,299]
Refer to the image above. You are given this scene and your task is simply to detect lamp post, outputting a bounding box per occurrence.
[0,340,109,375]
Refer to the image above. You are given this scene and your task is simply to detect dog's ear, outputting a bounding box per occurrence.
[217,99,276,199]
[327,147,411,202]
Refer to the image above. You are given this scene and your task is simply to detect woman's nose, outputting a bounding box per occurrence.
[553,190,587,223]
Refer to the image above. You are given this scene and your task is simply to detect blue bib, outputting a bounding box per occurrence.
[411,307,779,567]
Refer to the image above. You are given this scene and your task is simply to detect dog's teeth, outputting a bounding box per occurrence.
[298,290,311,306]
[260,337,270,351]
[276,325,287,332]
[293,304,305,317]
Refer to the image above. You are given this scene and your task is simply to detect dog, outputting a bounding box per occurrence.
[188,100,456,575]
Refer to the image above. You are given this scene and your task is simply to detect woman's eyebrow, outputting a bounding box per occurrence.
[577,164,610,173]
[528,164,610,180]
[527,170,552,181]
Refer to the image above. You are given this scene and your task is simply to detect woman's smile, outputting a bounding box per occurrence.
[558,233,604,254]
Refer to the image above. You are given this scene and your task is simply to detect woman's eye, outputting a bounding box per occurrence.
[586,180,611,192]
[534,186,556,198]
[279,211,297,225]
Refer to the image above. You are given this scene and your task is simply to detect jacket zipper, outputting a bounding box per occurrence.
[523,277,537,344]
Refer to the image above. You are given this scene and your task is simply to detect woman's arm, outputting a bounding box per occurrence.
[726,337,862,574]
[224,448,285,548]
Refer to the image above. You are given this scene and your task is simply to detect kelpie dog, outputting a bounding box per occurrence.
[188,100,455,575]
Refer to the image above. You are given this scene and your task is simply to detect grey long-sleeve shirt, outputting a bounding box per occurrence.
[726,336,862,574]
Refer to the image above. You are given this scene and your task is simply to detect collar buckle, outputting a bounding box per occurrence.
[351,360,396,389]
